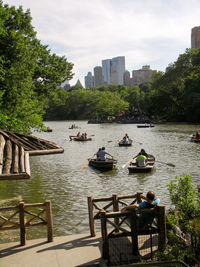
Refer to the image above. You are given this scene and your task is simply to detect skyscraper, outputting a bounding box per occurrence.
[123,70,131,86]
[102,59,111,85]
[94,66,103,87]
[84,72,94,88]
[110,56,125,85]
[102,56,125,85]
[191,26,200,48]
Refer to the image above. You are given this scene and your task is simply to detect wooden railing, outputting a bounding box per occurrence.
[87,192,146,236]
[88,193,166,264]
[100,205,166,261]
[0,201,53,245]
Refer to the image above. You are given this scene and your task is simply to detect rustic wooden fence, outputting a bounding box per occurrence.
[0,201,53,245]
[88,192,166,265]
[88,192,147,236]
[100,205,166,263]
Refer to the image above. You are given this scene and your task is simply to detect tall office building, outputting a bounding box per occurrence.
[110,56,125,85]
[94,66,103,87]
[102,56,125,85]
[102,59,111,85]
[191,26,200,48]
[84,72,94,88]
[123,70,131,86]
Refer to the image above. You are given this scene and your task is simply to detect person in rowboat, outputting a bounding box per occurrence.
[96,148,102,160]
[98,147,113,161]
[138,149,148,157]
[136,148,149,166]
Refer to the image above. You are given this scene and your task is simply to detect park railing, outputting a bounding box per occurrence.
[100,205,166,264]
[0,200,53,245]
[88,192,147,237]
[87,192,166,265]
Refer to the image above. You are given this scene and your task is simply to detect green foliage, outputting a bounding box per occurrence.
[96,91,129,118]
[151,48,200,122]
[168,175,198,220]
[157,175,200,265]
[0,2,73,133]
[46,88,129,120]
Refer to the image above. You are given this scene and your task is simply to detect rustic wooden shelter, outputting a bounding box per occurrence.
[0,130,64,180]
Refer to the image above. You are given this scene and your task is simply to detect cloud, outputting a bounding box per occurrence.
[4,0,200,86]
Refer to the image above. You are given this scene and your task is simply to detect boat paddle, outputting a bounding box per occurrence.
[156,160,175,167]
[122,159,131,169]
[81,155,96,169]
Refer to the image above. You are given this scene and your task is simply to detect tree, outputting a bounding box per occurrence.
[0,2,73,133]
[151,48,200,122]
[96,91,129,118]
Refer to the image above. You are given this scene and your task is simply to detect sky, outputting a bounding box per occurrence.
[4,0,200,86]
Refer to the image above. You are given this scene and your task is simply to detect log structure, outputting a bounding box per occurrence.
[0,130,64,180]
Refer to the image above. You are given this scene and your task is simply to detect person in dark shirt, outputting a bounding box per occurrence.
[122,191,160,228]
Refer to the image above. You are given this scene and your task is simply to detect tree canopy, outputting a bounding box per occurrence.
[0,1,73,133]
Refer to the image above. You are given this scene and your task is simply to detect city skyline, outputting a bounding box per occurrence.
[84,56,153,88]
[5,0,200,86]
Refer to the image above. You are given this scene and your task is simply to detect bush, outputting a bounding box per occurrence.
[156,175,200,266]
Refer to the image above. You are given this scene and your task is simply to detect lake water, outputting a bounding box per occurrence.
[0,121,200,242]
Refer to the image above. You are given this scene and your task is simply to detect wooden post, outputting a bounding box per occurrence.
[88,196,96,236]
[130,209,139,256]
[157,205,166,250]
[100,210,109,260]
[113,194,119,231]
[0,134,5,174]
[19,202,26,246]
[19,146,25,173]
[45,201,53,242]
[24,152,30,176]
[3,139,12,174]
[13,144,19,173]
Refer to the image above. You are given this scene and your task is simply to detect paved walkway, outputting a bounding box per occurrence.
[0,233,103,267]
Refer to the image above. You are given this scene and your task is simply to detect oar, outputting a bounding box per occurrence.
[135,140,143,145]
[122,159,131,169]
[156,160,175,167]
[81,155,95,169]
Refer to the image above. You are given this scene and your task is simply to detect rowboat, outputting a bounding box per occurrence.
[128,154,155,173]
[70,136,92,141]
[118,139,133,146]
[69,126,79,129]
[191,134,200,143]
[89,158,117,171]
[137,124,154,128]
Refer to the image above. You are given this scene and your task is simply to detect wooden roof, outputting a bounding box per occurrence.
[0,130,64,180]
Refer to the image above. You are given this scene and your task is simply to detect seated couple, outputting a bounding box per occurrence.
[121,191,160,229]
